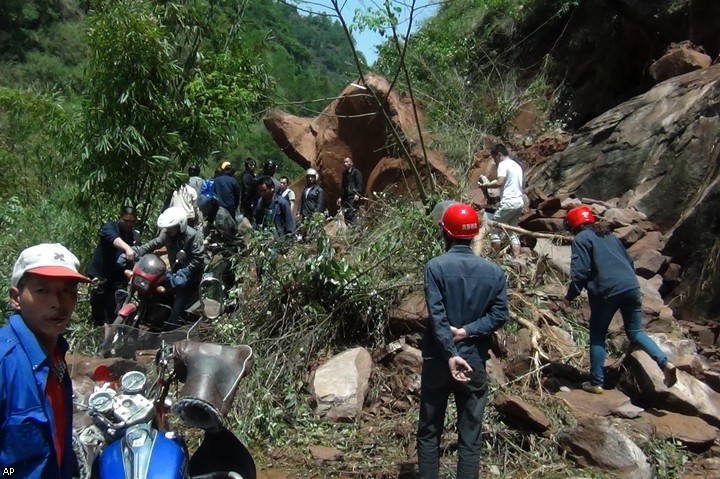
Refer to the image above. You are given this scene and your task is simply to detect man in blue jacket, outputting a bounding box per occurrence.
[213,161,241,217]
[0,243,93,478]
[563,205,677,393]
[418,203,508,479]
[252,176,295,238]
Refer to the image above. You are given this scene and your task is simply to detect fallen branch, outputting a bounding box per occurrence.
[498,350,584,390]
[482,219,572,243]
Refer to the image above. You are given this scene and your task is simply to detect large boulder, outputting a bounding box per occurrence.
[528,64,720,321]
[264,75,456,212]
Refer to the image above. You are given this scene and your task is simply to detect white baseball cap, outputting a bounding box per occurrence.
[11,243,92,288]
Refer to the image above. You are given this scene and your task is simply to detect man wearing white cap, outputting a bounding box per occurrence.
[0,243,92,478]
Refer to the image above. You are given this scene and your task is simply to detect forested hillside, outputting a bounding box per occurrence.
[0,0,359,282]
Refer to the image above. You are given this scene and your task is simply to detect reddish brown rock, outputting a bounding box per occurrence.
[627,231,665,259]
[486,351,507,387]
[537,197,562,213]
[614,225,645,246]
[493,393,551,434]
[638,275,665,317]
[264,75,456,212]
[388,291,426,334]
[650,44,712,83]
[627,350,720,428]
[682,457,720,479]
[636,220,660,232]
[556,388,634,418]
[522,217,565,233]
[310,445,344,462]
[638,409,718,451]
[663,263,682,283]
[603,208,647,227]
[560,197,582,209]
[504,328,534,379]
[634,250,668,279]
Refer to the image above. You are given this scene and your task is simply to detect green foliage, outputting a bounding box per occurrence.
[0,87,99,287]
[642,438,689,479]
[74,0,272,214]
[372,0,573,176]
[205,198,442,449]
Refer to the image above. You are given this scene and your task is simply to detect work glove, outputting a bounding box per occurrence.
[166,270,188,289]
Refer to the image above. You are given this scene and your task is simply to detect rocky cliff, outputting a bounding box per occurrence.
[528,64,720,321]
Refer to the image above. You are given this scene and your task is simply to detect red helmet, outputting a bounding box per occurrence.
[565,205,595,230]
[440,203,480,239]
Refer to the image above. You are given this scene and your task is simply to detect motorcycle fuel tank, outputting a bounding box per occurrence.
[98,424,188,479]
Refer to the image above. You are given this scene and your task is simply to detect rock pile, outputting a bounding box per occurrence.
[306,197,720,476]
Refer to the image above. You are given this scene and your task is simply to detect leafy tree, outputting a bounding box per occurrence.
[73,0,272,219]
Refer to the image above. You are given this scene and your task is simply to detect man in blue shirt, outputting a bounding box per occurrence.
[562,205,677,393]
[252,176,295,239]
[0,243,93,478]
[213,161,241,217]
[418,203,508,479]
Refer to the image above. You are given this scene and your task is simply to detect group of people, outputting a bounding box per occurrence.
[417,146,678,478]
[0,144,678,478]
[86,155,367,340]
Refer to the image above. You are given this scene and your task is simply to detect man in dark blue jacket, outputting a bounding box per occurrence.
[563,205,676,394]
[418,203,508,479]
[88,206,138,337]
[213,161,241,216]
[338,157,363,224]
[1,243,93,478]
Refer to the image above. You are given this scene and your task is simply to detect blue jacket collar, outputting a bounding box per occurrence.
[448,244,474,254]
[9,313,68,370]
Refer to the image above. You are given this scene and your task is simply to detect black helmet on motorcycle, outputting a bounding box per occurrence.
[137,254,168,276]
[157,206,188,233]
[262,159,276,175]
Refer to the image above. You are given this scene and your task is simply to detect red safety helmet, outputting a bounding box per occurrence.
[565,205,595,230]
[440,203,480,239]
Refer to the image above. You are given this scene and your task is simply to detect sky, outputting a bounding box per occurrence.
[294,0,439,65]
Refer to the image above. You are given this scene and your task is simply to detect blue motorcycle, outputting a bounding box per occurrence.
[72,323,256,479]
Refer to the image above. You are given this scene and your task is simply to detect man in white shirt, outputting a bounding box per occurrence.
[479,144,524,256]
[169,178,199,228]
[279,176,296,215]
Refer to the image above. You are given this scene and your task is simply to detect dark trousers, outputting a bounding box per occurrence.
[167,280,200,329]
[90,279,127,326]
[341,198,358,224]
[417,358,488,479]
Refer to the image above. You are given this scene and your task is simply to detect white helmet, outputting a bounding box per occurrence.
[306,168,318,179]
[157,206,187,233]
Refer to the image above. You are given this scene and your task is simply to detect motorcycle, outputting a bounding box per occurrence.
[72,322,256,479]
[102,250,226,357]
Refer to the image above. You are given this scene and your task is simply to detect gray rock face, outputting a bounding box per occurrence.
[311,347,373,422]
[527,64,720,320]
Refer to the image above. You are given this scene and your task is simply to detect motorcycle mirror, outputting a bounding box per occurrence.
[200,276,224,320]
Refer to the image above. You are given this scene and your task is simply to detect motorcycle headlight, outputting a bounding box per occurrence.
[132,276,150,292]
